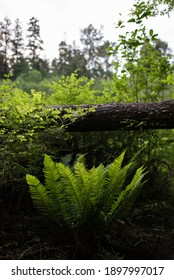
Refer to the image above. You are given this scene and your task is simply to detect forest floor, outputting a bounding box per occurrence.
[1,204,174,260]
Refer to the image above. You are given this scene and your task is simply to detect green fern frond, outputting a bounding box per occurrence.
[43,155,68,219]
[56,162,83,221]
[74,161,89,193]
[44,154,60,191]
[101,151,133,213]
[109,166,146,220]
[73,161,92,220]
[43,155,61,201]
[105,151,131,195]
[75,153,87,165]
[107,150,126,178]
[87,164,105,204]
[26,174,54,215]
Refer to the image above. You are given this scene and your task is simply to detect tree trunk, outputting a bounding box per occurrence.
[47,100,174,131]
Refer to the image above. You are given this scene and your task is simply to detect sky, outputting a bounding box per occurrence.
[1,0,174,61]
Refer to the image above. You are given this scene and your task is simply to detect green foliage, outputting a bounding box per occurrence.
[0,79,46,138]
[109,0,172,102]
[132,42,171,101]
[45,73,96,105]
[1,0,174,222]
[1,0,174,259]
[98,75,135,103]
[0,77,61,195]
[45,72,137,105]
[150,0,174,15]
[16,70,51,93]
[26,152,146,227]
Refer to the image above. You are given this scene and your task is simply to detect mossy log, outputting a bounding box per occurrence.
[47,100,174,131]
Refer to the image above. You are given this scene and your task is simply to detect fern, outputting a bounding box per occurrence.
[55,162,83,222]
[73,161,105,221]
[43,155,64,216]
[105,151,129,197]
[87,164,105,203]
[26,174,55,215]
[26,151,146,228]
[73,161,92,219]
[106,166,146,221]
[100,151,133,213]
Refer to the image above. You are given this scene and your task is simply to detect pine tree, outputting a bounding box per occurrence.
[0,17,12,78]
[26,17,44,70]
[11,19,23,63]
[11,18,29,79]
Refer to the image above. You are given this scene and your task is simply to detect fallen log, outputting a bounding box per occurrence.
[47,100,174,131]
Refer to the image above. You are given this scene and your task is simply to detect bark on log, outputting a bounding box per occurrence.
[47,100,174,131]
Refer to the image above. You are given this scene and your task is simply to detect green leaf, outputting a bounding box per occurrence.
[26,174,54,215]
[149,29,154,36]
[127,18,136,23]
[109,166,146,219]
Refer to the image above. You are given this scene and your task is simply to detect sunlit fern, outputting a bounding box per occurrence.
[26,151,146,228]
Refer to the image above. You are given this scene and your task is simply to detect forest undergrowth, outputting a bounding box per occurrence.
[1,0,174,260]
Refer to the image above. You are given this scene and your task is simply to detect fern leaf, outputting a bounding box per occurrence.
[106,151,130,196]
[101,151,133,213]
[56,162,83,222]
[87,164,105,204]
[43,155,67,218]
[74,161,89,193]
[107,151,126,179]
[26,174,54,215]
[43,154,59,192]
[74,161,93,220]
[109,166,146,219]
